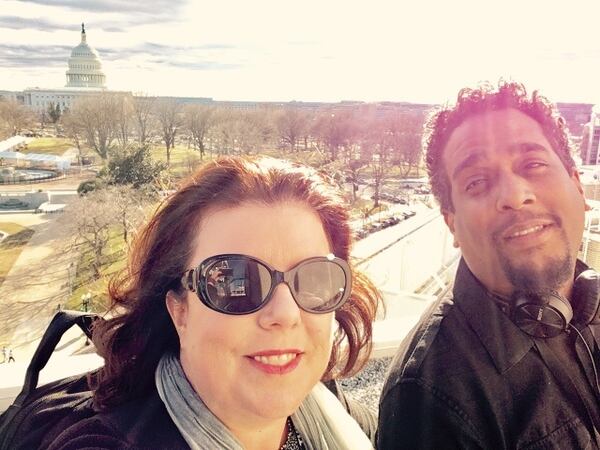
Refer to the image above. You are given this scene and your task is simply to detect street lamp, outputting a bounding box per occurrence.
[81,292,92,345]
[81,292,91,312]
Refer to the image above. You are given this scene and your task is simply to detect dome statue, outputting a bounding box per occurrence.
[65,23,107,88]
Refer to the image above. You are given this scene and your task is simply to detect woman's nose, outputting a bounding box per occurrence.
[257,283,301,329]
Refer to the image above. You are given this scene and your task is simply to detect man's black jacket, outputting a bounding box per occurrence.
[377,259,600,449]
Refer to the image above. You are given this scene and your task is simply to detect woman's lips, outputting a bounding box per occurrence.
[245,350,303,375]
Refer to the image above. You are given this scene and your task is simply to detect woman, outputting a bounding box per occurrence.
[49,156,381,450]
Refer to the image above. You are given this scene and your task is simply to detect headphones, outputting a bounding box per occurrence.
[492,268,600,339]
[493,266,600,440]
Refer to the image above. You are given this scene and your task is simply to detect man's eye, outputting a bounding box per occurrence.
[465,178,487,192]
[524,161,547,170]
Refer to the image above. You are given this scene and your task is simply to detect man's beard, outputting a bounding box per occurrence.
[495,229,573,295]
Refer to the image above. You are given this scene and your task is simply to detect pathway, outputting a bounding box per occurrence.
[0,149,86,361]
[0,209,79,359]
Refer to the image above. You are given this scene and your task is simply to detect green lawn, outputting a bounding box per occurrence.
[0,222,34,286]
[24,137,73,156]
[65,227,129,311]
[149,144,214,178]
[149,144,200,165]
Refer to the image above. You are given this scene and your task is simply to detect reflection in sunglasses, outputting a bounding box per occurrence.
[183,254,351,315]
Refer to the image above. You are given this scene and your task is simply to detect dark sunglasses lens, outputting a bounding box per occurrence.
[204,258,271,313]
[293,261,348,312]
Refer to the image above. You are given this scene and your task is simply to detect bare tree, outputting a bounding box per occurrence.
[107,185,152,243]
[0,99,35,137]
[62,109,85,166]
[210,108,235,155]
[250,107,277,152]
[61,190,117,279]
[345,158,368,203]
[38,109,48,131]
[386,112,424,178]
[70,94,120,160]
[132,94,156,146]
[47,102,62,134]
[113,93,134,149]
[233,110,265,154]
[313,111,358,162]
[154,99,182,165]
[276,107,308,152]
[362,118,392,208]
[184,104,213,160]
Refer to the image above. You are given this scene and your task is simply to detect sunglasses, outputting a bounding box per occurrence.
[180,253,352,315]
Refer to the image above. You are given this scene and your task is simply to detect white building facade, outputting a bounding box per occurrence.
[65,23,106,89]
[0,24,110,113]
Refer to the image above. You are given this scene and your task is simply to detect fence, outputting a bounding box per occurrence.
[0,170,65,185]
[355,212,459,294]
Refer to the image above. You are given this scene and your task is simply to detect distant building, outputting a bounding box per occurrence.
[0,23,111,114]
[0,24,436,117]
[65,23,106,89]
[556,102,593,138]
[581,106,600,165]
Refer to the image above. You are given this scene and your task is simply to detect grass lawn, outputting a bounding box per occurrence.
[65,227,129,312]
[0,222,34,286]
[23,137,74,156]
[149,144,213,178]
[149,144,201,165]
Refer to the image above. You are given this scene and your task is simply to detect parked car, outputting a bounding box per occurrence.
[386,216,401,226]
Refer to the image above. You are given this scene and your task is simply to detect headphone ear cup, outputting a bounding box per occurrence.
[573,269,600,326]
[512,292,573,338]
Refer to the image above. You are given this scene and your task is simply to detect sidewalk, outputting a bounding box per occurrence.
[0,209,79,360]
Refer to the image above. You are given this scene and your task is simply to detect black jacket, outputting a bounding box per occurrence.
[48,380,376,449]
[377,259,600,449]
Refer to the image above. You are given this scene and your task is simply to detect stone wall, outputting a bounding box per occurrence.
[0,192,50,209]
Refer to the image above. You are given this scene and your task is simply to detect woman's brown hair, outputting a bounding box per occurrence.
[91,156,381,410]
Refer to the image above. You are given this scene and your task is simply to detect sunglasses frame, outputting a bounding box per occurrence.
[180,253,352,315]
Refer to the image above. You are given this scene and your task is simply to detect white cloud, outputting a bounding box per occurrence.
[1,0,600,102]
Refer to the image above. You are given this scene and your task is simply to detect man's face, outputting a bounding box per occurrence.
[442,108,586,297]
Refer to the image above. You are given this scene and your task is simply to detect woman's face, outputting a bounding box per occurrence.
[166,201,337,430]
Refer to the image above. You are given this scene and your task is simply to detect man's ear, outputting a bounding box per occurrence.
[166,290,188,332]
[570,168,591,210]
[443,209,460,248]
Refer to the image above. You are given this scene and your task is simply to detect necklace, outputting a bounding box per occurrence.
[280,417,305,450]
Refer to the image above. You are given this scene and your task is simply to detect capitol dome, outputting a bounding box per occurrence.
[65,23,106,88]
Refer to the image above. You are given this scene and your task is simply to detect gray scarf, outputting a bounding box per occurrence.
[155,353,373,450]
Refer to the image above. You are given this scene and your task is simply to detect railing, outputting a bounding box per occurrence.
[354,211,459,294]
[0,171,65,185]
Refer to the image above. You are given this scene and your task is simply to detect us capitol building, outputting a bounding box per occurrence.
[1,24,115,112]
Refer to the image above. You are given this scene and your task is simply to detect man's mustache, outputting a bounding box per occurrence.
[491,212,563,243]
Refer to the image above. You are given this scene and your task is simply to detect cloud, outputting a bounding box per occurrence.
[153,60,241,71]
[0,15,67,31]
[139,42,236,52]
[0,44,71,68]
[0,39,242,72]
[16,0,185,17]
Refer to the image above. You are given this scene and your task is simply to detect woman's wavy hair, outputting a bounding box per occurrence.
[424,80,576,212]
[91,156,381,410]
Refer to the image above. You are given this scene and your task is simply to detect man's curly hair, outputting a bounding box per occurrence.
[424,80,576,212]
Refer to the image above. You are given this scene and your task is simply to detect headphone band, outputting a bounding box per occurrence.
[488,265,600,339]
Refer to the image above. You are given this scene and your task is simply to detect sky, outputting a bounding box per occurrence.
[1,0,600,104]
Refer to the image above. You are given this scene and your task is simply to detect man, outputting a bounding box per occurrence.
[377,81,600,449]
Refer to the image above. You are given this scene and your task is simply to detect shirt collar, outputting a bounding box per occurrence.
[452,258,533,374]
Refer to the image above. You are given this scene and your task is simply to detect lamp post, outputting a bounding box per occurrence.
[81,292,91,312]
[81,292,91,345]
